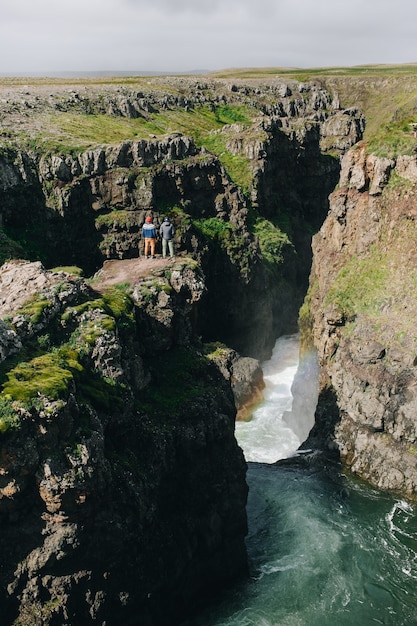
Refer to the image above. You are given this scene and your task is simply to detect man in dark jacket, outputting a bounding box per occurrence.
[159,217,175,259]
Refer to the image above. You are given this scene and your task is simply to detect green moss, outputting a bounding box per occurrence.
[18,296,53,324]
[62,288,134,331]
[0,229,27,264]
[192,216,256,276]
[141,347,212,416]
[204,341,231,360]
[298,280,320,350]
[51,265,84,276]
[0,334,127,415]
[78,371,125,413]
[95,209,137,230]
[192,217,232,240]
[0,397,21,433]
[324,249,390,319]
[135,277,172,305]
[2,352,75,404]
[252,217,294,265]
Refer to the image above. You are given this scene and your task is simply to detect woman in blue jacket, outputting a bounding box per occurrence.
[141,215,157,258]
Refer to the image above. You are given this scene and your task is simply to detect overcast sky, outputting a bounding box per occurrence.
[1,0,416,75]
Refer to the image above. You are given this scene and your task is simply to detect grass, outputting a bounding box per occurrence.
[141,347,214,416]
[323,217,417,343]
[209,63,417,158]
[197,129,253,193]
[364,116,417,157]
[324,248,390,319]
[192,217,232,240]
[2,350,78,404]
[191,216,255,276]
[6,66,417,175]
[5,101,259,194]
[51,265,84,276]
[0,397,21,433]
[95,209,138,230]
[0,229,27,264]
[23,104,257,155]
[252,217,294,265]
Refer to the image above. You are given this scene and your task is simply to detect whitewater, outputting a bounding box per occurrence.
[184,335,417,626]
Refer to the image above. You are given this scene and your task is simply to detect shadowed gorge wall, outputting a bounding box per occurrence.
[0,76,365,625]
[303,146,417,500]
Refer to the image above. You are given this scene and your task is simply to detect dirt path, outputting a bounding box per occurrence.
[91,255,176,291]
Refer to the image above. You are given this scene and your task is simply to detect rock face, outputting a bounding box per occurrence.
[0,261,248,626]
[0,78,365,623]
[305,146,417,499]
[0,79,364,361]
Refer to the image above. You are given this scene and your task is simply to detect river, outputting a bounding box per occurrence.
[184,335,417,626]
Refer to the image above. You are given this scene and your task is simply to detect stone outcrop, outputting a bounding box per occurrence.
[0,261,248,626]
[305,144,417,499]
[207,346,265,421]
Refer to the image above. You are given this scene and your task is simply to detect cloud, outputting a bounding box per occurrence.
[0,0,416,73]
[122,0,279,16]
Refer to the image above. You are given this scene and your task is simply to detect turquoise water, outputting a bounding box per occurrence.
[185,336,417,626]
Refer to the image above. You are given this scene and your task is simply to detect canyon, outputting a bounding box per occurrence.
[0,69,416,624]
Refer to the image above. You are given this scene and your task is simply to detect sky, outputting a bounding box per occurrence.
[1,0,417,75]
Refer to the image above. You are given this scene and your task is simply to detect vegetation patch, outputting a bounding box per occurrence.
[252,217,294,266]
[78,371,125,413]
[0,229,27,265]
[18,296,53,324]
[51,266,84,276]
[63,287,134,332]
[1,349,79,404]
[196,129,253,193]
[141,347,213,416]
[0,397,21,434]
[95,209,138,230]
[324,248,390,319]
[298,280,319,350]
[324,219,417,346]
[192,217,232,240]
[365,116,417,158]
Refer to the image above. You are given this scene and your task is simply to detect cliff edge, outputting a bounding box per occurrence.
[0,258,254,625]
[304,144,417,499]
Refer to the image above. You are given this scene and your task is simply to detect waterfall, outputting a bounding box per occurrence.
[184,335,417,626]
[235,334,318,463]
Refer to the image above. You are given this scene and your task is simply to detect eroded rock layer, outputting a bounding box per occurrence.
[306,146,417,499]
[0,260,249,626]
[0,77,365,624]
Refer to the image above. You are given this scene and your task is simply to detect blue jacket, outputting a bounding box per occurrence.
[142,223,156,238]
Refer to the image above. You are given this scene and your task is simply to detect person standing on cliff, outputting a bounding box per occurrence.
[141,215,157,258]
[160,216,175,259]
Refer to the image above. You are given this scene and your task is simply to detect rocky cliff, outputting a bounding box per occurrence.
[0,259,256,625]
[304,144,417,500]
[0,77,364,360]
[0,76,365,624]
